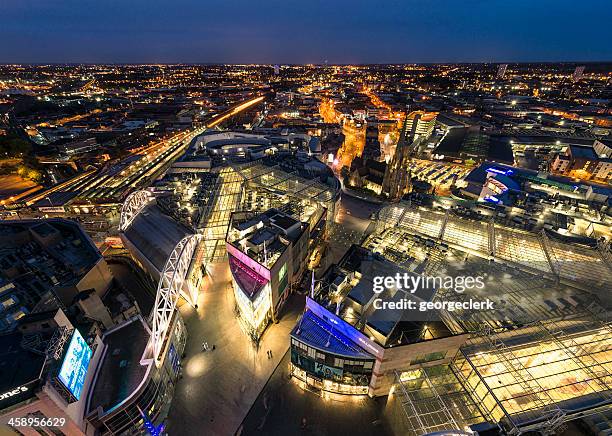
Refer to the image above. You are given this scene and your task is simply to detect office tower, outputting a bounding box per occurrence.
[573,65,585,82]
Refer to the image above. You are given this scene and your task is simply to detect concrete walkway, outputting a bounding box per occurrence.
[166,262,304,436]
[239,351,390,436]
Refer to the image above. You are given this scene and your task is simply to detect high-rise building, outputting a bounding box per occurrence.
[497,63,508,79]
[382,115,412,201]
[362,124,381,161]
[573,65,585,82]
[382,112,436,200]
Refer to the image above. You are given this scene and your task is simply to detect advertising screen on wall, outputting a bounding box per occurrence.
[57,329,92,400]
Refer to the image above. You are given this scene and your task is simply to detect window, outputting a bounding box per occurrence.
[410,351,447,365]
[1,297,15,309]
[278,263,288,293]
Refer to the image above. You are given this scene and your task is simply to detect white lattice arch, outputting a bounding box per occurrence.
[150,234,201,364]
[120,190,154,232]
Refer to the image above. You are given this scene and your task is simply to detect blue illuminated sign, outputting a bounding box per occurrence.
[305,297,383,358]
[58,329,92,400]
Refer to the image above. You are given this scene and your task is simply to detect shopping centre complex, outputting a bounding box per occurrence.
[116,131,611,435]
[0,131,340,435]
[289,202,612,435]
[120,141,339,337]
[2,126,608,436]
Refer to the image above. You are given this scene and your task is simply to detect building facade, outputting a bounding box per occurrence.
[226,209,309,340]
[85,315,186,435]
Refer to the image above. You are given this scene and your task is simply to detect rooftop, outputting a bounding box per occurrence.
[318,245,451,347]
[569,144,598,160]
[290,310,375,360]
[87,317,150,416]
[227,209,306,270]
[0,219,102,331]
[0,331,45,405]
[123,204,192,273]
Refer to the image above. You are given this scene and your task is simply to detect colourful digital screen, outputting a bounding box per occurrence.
[58,329,92,400]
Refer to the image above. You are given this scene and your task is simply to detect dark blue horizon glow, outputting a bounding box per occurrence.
[1,0,610,64]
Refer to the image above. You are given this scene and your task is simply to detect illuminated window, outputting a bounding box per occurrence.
[278,262,288,293]
[410,351,446,365]
[1,297,16,309]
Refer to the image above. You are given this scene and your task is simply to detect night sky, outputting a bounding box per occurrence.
[1,0,611,64]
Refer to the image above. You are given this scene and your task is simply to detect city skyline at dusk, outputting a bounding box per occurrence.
[1,0,611,64]
[0,3,611,436]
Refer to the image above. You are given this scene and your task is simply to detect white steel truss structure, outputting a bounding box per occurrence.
[150,234,201,364]
[120,189,154,232]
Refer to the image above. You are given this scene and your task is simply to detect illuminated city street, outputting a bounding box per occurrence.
[336,120,366,169]
[0,4,611,436]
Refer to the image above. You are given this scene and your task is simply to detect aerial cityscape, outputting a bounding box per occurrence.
[0,3,611,436]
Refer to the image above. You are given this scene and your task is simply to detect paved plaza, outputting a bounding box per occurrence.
[167,262,304,436]
[167,195,382,435]
[239,351,390,436]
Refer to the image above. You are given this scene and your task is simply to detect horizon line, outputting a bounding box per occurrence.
[1,61,611,67]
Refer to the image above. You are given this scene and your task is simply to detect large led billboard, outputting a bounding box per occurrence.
[57,329,92,400]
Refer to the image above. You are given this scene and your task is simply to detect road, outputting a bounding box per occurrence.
[336,120,365,169]
[166,193,382,436]
[207,96,265,128]
[0,174,39,201]
[318,98,339,124]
